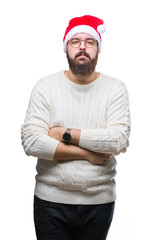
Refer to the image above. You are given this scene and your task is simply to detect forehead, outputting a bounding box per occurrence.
[71,33,95,39]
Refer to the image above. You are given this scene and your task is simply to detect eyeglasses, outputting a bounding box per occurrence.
[69,38,97,48]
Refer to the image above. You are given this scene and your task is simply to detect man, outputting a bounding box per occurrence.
[21,15,131,240]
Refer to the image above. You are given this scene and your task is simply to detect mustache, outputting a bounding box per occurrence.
[74,51,91,60]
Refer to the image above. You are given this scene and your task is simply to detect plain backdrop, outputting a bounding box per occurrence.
[0,0,152,239]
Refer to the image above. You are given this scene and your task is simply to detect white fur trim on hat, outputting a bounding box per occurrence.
[63,25,101,52]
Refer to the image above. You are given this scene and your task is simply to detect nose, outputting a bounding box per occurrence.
[79,40,86,50]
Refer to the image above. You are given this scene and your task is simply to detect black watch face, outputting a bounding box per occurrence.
[63,133,71,142]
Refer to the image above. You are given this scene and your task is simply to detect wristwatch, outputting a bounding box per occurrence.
[63,128,71,143]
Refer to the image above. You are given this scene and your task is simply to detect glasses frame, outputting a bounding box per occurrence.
[69,38,97,48]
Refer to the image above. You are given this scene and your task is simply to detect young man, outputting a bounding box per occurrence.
[21,15,131,240]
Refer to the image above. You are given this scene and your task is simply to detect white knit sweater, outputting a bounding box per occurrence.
[21,70,131,204]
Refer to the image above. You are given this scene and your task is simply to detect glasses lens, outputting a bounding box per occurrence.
[70,39,80,48]
[69,38,96,48]
[85,39,96,48]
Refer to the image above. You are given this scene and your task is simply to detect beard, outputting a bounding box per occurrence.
[66,50,98,76]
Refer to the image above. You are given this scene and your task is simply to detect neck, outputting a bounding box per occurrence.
[65,69,100,85]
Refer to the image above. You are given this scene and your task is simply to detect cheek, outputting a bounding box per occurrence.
[67,45,77,59]
[88,48,98,59]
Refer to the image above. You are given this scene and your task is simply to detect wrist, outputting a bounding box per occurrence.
[62,128,71,144]
[70,129,81,145]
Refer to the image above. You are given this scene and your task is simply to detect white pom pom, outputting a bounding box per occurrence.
[97,24,106,34]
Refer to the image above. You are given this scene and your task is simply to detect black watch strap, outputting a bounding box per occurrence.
[63,128,71,143]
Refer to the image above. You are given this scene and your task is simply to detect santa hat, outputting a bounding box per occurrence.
[63,15,106,53]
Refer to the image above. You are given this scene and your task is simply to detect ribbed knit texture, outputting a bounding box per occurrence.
[21,71,131,204]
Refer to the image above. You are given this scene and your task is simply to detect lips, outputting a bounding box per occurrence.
[77,54,87,58]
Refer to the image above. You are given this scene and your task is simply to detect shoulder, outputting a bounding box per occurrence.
[100,72,128,93]
[99,73,129,103]
[36,71,63,87]
[28,71,63,101]
[100,72,124,87]
[32,71,64,94]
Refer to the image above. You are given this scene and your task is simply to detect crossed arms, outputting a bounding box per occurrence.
[21,79,131,165]
[48,127,110,165]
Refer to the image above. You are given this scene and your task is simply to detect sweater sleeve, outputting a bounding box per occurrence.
[79,81,131,155]
[21,80,59,160]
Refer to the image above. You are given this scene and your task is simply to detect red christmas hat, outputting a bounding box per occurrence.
[63,15,106,53]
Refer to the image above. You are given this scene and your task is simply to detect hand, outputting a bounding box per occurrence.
[48,126,66,142]
[86,151,111,165]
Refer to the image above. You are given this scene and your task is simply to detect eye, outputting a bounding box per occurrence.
[72,40,79,44]
[86,39,95,46]
[70,39,80,45]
